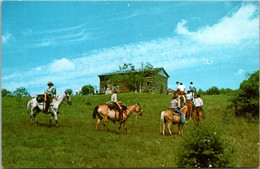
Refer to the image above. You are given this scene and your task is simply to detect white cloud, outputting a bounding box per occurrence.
[236,69,245,75]
[176,4,259,45]
[2,32,12,44]
[49,58,75,73]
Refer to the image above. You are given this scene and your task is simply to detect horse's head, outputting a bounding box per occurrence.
[180,105,188,115]
[135,102,143,116]
[64,91,72,105]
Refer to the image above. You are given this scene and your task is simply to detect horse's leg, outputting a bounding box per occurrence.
[30,108,34,125]
[181,123,184,136]
[178,124,181,135]
[33,110,40,125]
[102,116,109,132]
[52,110,59,127]
[96,118,101,130]
[162,120,166,135]
[123,121,127,135]
[117,121,122,133]
[49,114,54,127]
[167,121,173,135]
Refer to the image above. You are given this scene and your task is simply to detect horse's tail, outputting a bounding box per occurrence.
[160,111,165,133]
[93,106,99,119]
[27,99,32,114]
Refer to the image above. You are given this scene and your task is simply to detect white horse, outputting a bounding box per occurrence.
[27,91,72,127]
[75,87,82,95]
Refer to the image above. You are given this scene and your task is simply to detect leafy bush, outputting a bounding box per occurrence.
[2,89,12,97]
[65,88,73,95]
[81,85,95,95]
[177,125,233,168]
[230,71,259,117]
[12,87,30,97]
[206,86,220,95]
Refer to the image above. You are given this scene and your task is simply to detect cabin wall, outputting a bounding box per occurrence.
[99,71,168,94]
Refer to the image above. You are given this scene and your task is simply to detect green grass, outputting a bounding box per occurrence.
[2,93,259,168]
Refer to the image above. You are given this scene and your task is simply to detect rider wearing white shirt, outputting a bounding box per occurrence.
[194,94,203,109]
[186,91,193,102]
[178,83,186,92]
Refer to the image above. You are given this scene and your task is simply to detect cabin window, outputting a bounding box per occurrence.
[146,82,150,89]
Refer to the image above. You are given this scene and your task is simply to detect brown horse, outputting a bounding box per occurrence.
[160,106,188,136]
[166,88,177,98]
[184,100,194,120]
[93,102,143,134]
[192,107,204,126]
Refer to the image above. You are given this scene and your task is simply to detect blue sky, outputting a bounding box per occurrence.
[2,1,259,96]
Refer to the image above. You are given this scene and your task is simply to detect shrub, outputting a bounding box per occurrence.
[229,71,259,118]
[81,85,95,95]
[2,89,12,97]
[65,88,73,95]
[206,86,220,95]
[177,125,233,168]
[12,87,30,97]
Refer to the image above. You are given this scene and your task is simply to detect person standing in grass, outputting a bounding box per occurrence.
[170,95,186,123]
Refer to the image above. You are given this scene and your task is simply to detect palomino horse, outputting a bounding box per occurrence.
[93,102,143,134]
[27,91,72,127]
[184,100,194,120]
[160,106,188,136]
[192,107,205,126]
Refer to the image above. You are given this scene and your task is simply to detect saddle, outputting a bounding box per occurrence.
[36,94,44,103]
[171,109,180,116]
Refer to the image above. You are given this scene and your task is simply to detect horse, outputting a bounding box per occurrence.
[27,91,72,127]
[184,100,194,120]
[93,102,143,134]
[192,107,205,126]
[160,106,188,136]
[166,88,177,98]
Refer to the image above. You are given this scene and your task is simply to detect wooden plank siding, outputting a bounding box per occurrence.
[98,67,169,94]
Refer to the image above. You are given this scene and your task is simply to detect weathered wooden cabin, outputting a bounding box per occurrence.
[98,67,169,94]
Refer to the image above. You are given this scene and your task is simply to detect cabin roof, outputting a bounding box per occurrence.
[98,67,170,78]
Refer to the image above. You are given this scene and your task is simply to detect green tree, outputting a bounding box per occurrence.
[206,86,220,95]
[82,85,95,95]
[13,87,30,97]
[197,88,205,95]
[230,70,259,117]
[65,88,73,95]
[2,89,12,97]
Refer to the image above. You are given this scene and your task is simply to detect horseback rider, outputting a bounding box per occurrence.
[177,82,186,107]
[110,88,126,122]
[176,81,180,92]
[186,90,193,103]
[170,95,186,123]
[194,94,203,111]
[189,82,196,99]
[44,81,56,113]
[177,82,186,95]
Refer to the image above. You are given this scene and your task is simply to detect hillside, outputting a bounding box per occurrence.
[1,93,259,168]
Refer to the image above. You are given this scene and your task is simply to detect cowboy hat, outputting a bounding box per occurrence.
[47,81,54,86]
[113,88,118,93]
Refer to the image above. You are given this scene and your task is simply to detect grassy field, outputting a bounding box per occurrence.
[2,93,259,168]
